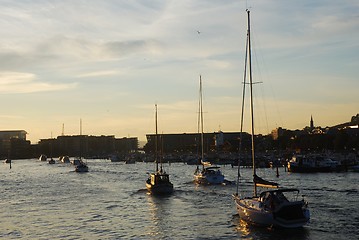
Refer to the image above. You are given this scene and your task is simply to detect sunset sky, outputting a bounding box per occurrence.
[0,0,358,144]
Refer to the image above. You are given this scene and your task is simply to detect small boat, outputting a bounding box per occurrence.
[194,166,225,185]
[39,154,47,161]
[3,159,11,164]
[59,156,70,163]
[75,160,89,172]
[71,159,82,165]
[74,119,89,173]
[109,154,120,162]
[146,170,173,195]
[193,76,225,185]
[48,158,55,164]
[125,155,136,164]
[146,104,174,195]
[233,10,309,228]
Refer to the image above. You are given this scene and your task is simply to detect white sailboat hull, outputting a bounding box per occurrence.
[194,166,225,184]
[194,172,224,185]
[233,195,309,228]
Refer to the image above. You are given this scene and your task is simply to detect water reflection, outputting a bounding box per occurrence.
[146,193,173,238]
[233,214,311,240]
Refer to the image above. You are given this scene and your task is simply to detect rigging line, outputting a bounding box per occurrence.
[250,15,270,135]
[236,16,249,195]
[155,104,158,172]
[197,76,201,162]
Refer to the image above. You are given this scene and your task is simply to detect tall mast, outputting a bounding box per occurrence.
[199,75,205,170]
[155,104,159,172]
[80,118,82,160]
[247,9,257,197]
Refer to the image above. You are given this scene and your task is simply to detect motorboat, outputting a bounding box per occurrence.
[75,160,88,172]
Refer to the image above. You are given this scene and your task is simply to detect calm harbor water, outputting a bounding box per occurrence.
[1,159,358,239]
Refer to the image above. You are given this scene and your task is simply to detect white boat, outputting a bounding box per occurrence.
[59,156,70,163]
[194,76,225,185]
[194,166,225,185]
[146,104,174,195]
[3,159,11,164]
[233,10,309,228]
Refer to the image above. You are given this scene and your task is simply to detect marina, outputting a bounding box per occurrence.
[1,159,358,239]
[0,1,358,239]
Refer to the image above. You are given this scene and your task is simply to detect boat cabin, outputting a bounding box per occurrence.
[150,173,170,185]
[203,166,222,175]
[260,189,300,209]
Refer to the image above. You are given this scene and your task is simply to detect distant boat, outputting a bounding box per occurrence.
[39,154,47,161]
[75,160,89,172]
[59,156,70,163]
[194,76,225,185]
[232,10,310,228]
[3,159,11,164]
[109,154,121,162]
[71,159,82,166]
[75,119,88,173]
[288,154,343,173]
[48,139,55,164]
[125,159,135,164]
[125,155,136,164]
[146,104,174,195]
[48,158,55,164]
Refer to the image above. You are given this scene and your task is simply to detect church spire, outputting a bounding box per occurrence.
[310,115,314,129]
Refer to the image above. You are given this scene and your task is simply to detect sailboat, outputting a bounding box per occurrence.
[194,76,225,185]
[233,10,310,228]
[146,104,174,195]
[75,119,89,173]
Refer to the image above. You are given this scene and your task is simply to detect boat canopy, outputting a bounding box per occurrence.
[253,174,279,188]
[260,188,299,196]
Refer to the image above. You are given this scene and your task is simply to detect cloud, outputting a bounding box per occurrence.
[76,70,121,78]
[0,71,77,93]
